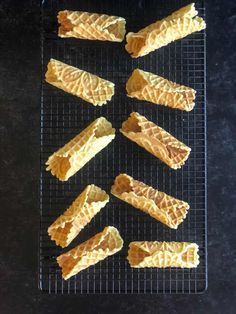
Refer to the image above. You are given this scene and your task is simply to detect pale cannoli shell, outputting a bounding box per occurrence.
[128,241,199,268]
[57,226,123,280]
[58,10,126,42]
[126,3,206,58]
[45,59,114,106]
[48,185,109,248]
[46,117,115,181]
[111,174,189,229]
[120,112,191,169]
[126,69,196,111]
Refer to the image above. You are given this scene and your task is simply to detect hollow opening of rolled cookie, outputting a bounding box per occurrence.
[94,233,115,251]
[106,21,126,39]
[126,70,147,94]
[49,221,75,247]
[94,120,114,138]
[95,228,122,251]
[87,186,108,204]
[128,245,151,265]
[45,62,58,83]
[126,36,146,57]
[57,253,78,280]
[50,156,71,180]
[58,11,74,36]
[114,175,133,194]
[121,114,142,133]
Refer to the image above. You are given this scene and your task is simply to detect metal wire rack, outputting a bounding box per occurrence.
[40,0,207,294]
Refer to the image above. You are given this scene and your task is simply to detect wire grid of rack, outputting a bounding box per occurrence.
[40,0,207,294]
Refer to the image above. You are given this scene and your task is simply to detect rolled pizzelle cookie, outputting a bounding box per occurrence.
[57,226,124,280]
[58,10,126,42]
[48,185,109,248]
[120,112,191,169]
[111,174,189,229]
[126,69,196,111]
[127,241,200,268]
[45,58,114,106]
[125,3,206,58]
[46,117,115,181]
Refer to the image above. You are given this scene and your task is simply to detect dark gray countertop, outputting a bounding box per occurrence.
[0,0,235,313]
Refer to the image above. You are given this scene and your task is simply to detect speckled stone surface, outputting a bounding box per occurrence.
[0,0,235,313]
